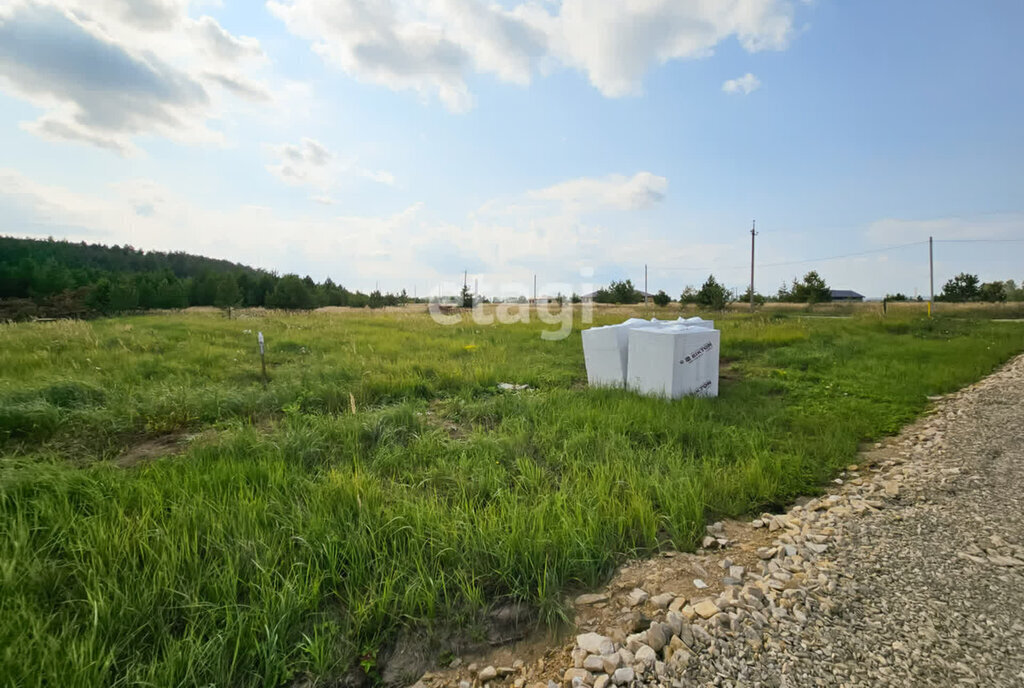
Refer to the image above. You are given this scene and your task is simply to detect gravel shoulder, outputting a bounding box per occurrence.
[419,353,1024,688]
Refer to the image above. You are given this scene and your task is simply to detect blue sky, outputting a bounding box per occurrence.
[1,0,1022,299]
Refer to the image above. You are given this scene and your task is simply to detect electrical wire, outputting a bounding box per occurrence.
[934,238,1024,243]
[650,239,929,273]
[754,240,929,268]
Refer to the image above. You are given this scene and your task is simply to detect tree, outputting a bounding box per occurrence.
[652,290,671,307]
[108,278,139,312]
[86,278,112,313]
[790,271,831,303]
[570,292,582,304]
[267,274,315,309]
[460,283,473,308]
[679,285,698,304]
[696,275,729,310]
[1005,279,1024,302]
[979,281,1007,302]
[885,293,908,301]
[593,279,641,304]
[775,281,791,302]
[214,274,242,311]
[154,277,188,308]
[939,273,980,302]
[190,272,220,306]
[740,286,766,306]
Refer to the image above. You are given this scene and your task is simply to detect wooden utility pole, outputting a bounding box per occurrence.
[749,220,757,309]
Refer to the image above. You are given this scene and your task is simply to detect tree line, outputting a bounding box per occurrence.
[0,236,414,320]
[933,273,1024,302]
[593,269,1024,310]
[592,271,834,309]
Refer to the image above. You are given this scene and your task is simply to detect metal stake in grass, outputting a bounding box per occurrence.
[258,331,268,387]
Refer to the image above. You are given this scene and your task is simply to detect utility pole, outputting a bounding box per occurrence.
[929,236,934,317]
[749,220,757,310]
[644,264,648,305]
[533,274,537,303]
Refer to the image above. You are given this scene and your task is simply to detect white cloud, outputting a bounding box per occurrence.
[722,72,761,95]
[265,138,397,195]
[0,0,271,154]
[192,14,265,63]
[268,0,799,111]
[266,138,334,190]
[526,172,668,211]
[545,2,789,98]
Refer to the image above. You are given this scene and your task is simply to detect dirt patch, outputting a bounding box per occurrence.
[420,400,468,439]
[116,432,194,467]
[375,603,560,688]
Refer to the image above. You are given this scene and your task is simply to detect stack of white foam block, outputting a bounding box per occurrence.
[581,316,720,398]
[626,324,720,398]
[580,317,652,388]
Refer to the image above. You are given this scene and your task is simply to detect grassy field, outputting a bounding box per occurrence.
[2,306,1023,687]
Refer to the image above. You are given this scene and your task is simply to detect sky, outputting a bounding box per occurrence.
[1,0,1022,299]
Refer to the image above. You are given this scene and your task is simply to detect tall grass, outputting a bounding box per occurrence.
[1,309,1022,686]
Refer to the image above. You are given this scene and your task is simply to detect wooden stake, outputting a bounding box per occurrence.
[258,331,267,387]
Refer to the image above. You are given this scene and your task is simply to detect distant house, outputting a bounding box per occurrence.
[830,289,864,302]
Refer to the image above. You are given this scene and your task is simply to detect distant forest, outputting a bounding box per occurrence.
[0,236,412,320]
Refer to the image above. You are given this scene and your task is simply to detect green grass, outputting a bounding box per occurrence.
[1,308,1022,687]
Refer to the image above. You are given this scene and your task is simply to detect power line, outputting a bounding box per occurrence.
[753,240,929,269]
[650,240,929,274]
[934,238,1024,244]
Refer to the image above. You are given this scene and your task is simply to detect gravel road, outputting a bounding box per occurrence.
[766,353,1024,688]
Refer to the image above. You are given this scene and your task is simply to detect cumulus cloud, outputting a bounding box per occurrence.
[268,0,798,110]
[267,0,547,112]
[0,0,271,153]
[0,4,211,153]
[722,72,761,95]
[192,14,264,63]
[526,172,668,211]
[267,138,334,189]
[266,138,396,196]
